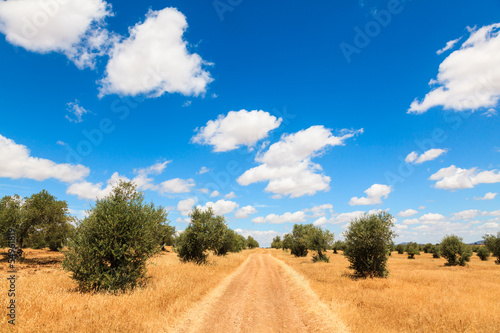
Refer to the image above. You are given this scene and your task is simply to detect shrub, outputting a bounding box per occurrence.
[406,242,421,259]
[440,235,472,266]
[343,212,396,278]
[476,247,490,261]
[395,244,405,254]
[483,232,500,264]
[62,181,168,292]
[431,245,441,258]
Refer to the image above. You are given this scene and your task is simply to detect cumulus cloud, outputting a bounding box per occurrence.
[159,178,195,194]
[251,211,306,224]
[225,191,236,199]
[474,192,497,200]
[235,205,257,219]
[419,213,446,224]
[210,190,220,198]
[314,209,382,226]
[238,126,363,198]
[409,23,500,113]
[0,134,89,183]
[304,204,333,218]
[132,161,170,191]
[398,209,418,217]
[197,199,239,215]
[177,198,197,216]
[436,37,462,55]
[452,209,481,220]
[0,0,113,69]
[192,110,282,152]
[430,165,500,190]
[99,7,212,97]
[349,184,392,206]
[66,171,125,200]
[405,149,448,164]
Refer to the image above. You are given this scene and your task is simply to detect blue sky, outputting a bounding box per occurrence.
[0,0,499,246]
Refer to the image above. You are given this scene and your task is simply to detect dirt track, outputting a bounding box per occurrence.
[172,252,347,333]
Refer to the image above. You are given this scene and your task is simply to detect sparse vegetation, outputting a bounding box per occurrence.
[440,235,472,266]
[343,212,396,278]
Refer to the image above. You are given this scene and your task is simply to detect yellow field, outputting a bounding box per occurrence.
[269,249,500,333]
[1,248,499,332]
[0,248,256,333]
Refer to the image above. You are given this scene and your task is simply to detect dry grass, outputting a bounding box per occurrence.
[270,249,500,333]
[0,247,256,333]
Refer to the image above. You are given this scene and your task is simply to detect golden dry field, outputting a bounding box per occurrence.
[0,248,257,333]
[1,248,500,332]
[269,249,500,333]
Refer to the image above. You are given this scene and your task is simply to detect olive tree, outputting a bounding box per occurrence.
[405,242,421,259]
[246,235,259,249]
[308,226,334,262]
[271,236,282,249]
[343,212,396,278]
[483,232,500,264]
[476,247,490,261]
[63,181,168,292]
[177,207,227,264]
[440,235,472,266]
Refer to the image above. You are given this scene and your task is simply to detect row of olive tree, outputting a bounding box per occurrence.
[274,224,334,262]
[175,206,256,264]
[0,191,75,253]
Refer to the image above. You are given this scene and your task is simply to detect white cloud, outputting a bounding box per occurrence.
[313,217,328,226]
[251,211,306,224]
[0,0,112,69]
[474,192,497,200]
[304,204,333,218]
[198,188,209,194]
[198,166,210,174]
[56,140,67,146]
[66,100,91,123]
[419,213,446,225]
[100,7,212,97]
[452,209,481,220]
[177,198,197,216]
[235,205,257,219]
[349,184,392,206]
[0,134,89,183]
[402,218,420,225]
[225,191,236,199]
[132,161,170,191]
[197,199,239,215]
[405,149,448,164]
[238,126,363,198]
[398,209,418,217]
[210,190,220,198]
[409,23,500,113]
[160,178,195,194]
[483,108,498,117]
[430,165,500,190]
[66,171,126,200]
[192,110,282,152]
[436,37,462,55]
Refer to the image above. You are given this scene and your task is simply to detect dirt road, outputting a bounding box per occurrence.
[172,252,347,333]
